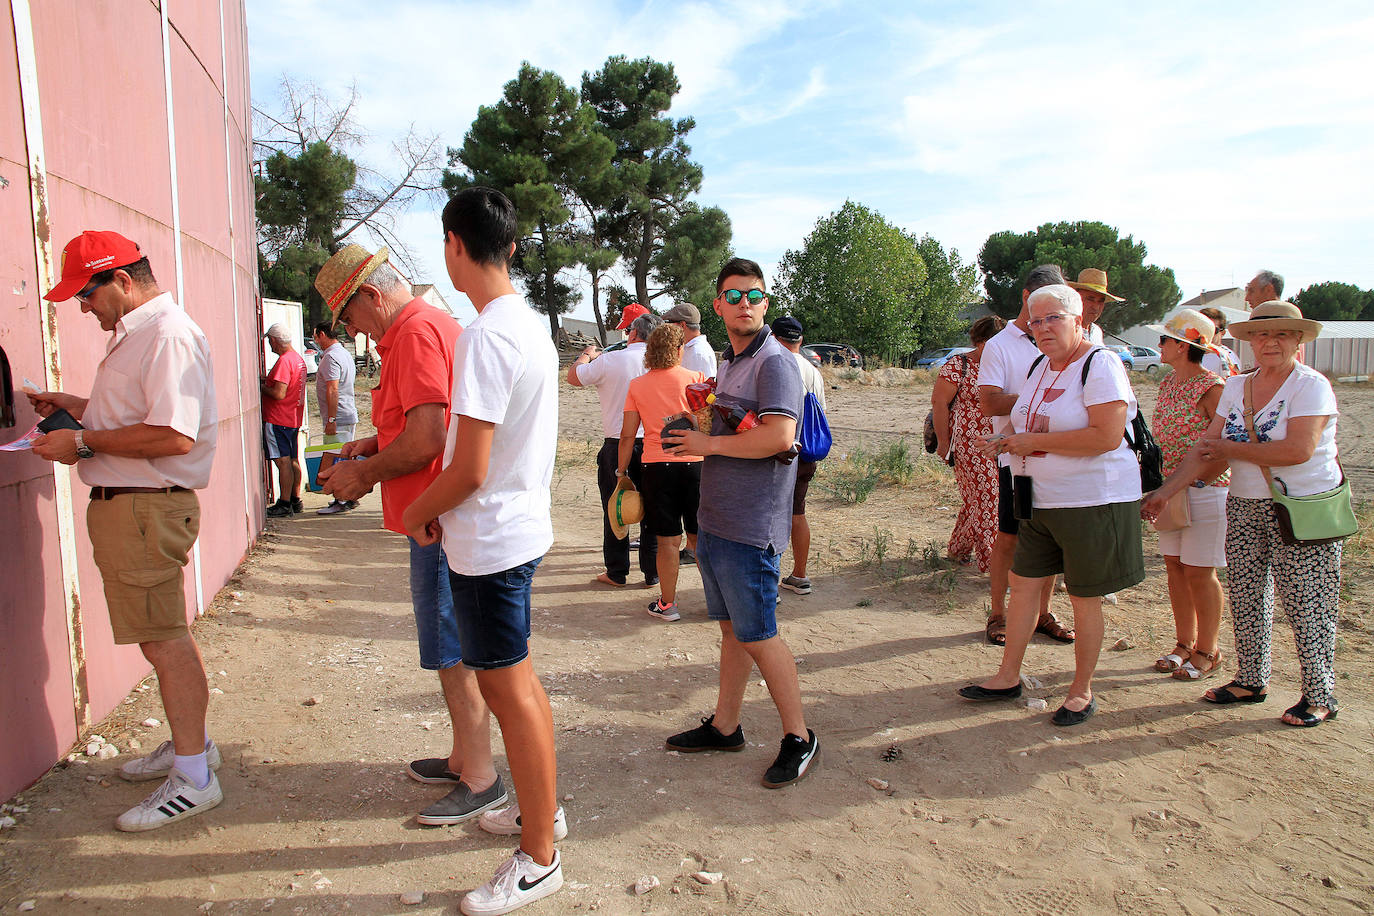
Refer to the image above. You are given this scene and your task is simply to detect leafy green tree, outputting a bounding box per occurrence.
[446,63,614,339]
[1293,281,1374,321]
[912,234,981,350]
[581,56,732,308]
[774,201,930,361]
[978,220,1181,333]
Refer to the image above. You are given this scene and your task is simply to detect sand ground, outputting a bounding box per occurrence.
[2,369,1372,915]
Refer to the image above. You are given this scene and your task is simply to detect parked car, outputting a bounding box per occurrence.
[801,342,863,368]
[800,347,823,369]
[915,346,973,369]
[1127,345,1163,376]
[1107,345,1135,370]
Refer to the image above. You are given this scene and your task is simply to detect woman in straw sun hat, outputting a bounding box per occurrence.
[1144,300,1345,726]
[1141,309,1229,680]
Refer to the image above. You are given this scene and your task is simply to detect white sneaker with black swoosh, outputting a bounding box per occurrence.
[461,849,563,915]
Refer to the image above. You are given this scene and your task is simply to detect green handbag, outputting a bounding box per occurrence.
[1243,376,1357,546]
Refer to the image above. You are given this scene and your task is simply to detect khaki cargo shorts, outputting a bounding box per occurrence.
[87,490,200,644]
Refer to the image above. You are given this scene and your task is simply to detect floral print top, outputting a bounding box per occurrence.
[1153,368,1228,486]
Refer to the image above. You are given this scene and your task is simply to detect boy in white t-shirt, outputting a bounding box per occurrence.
[403,188,564,916]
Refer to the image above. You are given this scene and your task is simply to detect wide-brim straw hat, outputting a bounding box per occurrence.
[314,244,390,327]
[607,477,643,539]
[1147,308,1216,352]
[1227,300,1323,344]
[1067,267,1125,303]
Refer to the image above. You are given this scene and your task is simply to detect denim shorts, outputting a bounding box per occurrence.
[447,557,542,670]
[264,423,298,460]
[697,531,781,642]
[408,537,463,670]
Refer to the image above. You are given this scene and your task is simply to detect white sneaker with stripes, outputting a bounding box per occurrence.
[115,768,222,832]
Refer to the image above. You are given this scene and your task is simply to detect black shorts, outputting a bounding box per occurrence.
[641,461,701,538]
[997,465,1020,536]
[792,460,817,516]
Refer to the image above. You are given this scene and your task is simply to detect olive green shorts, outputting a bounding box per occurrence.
[1012,500,1145,598]
[87,490,200,644]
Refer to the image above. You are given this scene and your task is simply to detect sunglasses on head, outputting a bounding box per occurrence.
[721,288,766,306]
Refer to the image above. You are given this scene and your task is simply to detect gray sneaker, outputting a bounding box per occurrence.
[415,775,508,826]
[780,575,812,595]
[119,739,222,782]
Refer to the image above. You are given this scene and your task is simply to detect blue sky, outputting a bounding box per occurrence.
[247,0,1374,324]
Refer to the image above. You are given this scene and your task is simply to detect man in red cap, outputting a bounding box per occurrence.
[28,230,222,832]
[615,301,648,332]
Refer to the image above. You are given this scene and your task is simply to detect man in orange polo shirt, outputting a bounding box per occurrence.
[314,245,503,826]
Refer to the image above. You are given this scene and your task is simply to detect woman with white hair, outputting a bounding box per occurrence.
[958,284,1144,726]
[1144,301,1346,727]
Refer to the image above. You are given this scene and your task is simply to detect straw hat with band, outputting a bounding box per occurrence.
[1067,267,1124,303]
[314,243,390,328]
[1146,308,1219,354]
[1227,300,1323,344]
[607,477,644,540]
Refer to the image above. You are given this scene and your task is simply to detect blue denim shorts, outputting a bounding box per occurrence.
[408,538,463,670]
[264,423,298,460]
[447,557,542,670]
[697,531,781,642]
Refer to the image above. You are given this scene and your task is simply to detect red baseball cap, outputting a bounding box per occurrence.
[45,231,143,301]
[615,302,649,330]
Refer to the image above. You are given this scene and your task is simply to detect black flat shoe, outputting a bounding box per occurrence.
[1051,697,1097,726]
[1282,698,1338,727]
[958,683,1022,701]
[1201,680,1267,705]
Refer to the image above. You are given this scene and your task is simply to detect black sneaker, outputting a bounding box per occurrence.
[290,497,304,514]
[266,500,293,518]
[665,715,745,753]
[679,548,696,566]
[414,775,508,826]
[762,729,818,788]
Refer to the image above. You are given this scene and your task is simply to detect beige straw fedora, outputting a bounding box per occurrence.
[1227,300,1323,344]
[1067,268,1125,303]
[607,477,644,540]
[314,244,390,326]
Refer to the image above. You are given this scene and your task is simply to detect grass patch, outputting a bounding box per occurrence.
[815,438,939,504]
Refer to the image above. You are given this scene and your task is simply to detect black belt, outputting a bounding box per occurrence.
[89,486,190,500]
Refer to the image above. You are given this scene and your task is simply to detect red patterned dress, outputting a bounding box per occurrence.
[940,354,997,571]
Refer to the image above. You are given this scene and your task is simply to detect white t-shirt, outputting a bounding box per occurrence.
[1201,345,1241,377]
[439,295,558,576]
[1087,323,1104,346]
[1009,347,1141,508]
[683,334,717,379]
[978,320,1042,466]
[574,342,646,437]
[1216,362,1340,498]
[791,351,827,412]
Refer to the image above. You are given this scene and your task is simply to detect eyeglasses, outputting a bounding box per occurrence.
[1027,313,1072,330]
[721,288,767,306]
[74,278,108,302]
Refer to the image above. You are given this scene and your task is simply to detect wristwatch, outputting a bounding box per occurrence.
[74,430,94,460]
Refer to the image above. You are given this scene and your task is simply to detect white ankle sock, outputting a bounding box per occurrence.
[175,752,210,788]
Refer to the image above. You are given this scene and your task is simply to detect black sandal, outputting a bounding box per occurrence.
[1282,698,1338,727]
[985,615,1007,646]
[1201,680,1267,705]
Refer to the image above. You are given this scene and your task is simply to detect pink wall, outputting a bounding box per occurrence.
[0,0,263,801]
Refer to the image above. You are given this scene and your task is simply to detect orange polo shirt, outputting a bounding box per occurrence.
[373,299,462,534]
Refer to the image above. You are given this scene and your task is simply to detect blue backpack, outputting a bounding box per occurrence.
[797,391,832,463]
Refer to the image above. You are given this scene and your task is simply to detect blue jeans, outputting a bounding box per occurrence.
[408,537,463,670]
[697,531,781,642]
[447,557,542,670]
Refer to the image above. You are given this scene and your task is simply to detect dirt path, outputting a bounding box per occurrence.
[2,373,1372,914]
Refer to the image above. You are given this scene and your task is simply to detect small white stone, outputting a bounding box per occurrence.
[198,903,214,913]
[142,718,162,728]
[97,745,119,759]
[313,875,332,889]
[866,777,890,791]
[11,805,28,814]
[633,875,660,896]
[261,899,275,911]
[563,794,574,802]
[85,743,102,757]
[128,738,141,750]
[0,815,17,829]
[1110,637,1133,651]
[90,734,106,744]
[18,901,36,912]
[1019,674,1044,690]
[399,890,425,905]
[757,679,766,687]
[218,670,228,677]
[1024,698,1048,712]
[210,688,224,695]
[692,871,723,885]
[419,721,432,730]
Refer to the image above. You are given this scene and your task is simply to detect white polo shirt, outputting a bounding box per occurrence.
[683,333,718,378]
[978,320,1042,467]
[573,342,647,437]
[79,293,218,489]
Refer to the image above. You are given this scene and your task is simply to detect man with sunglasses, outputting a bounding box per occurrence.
[29,230,222,832]
[312,244,501,830]
[660,258,819,789]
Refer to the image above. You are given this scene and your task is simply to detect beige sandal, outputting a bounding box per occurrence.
[1173,647,1222,680]
[1155,642,1192,672]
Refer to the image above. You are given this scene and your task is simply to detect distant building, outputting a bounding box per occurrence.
[413,283,455,316]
